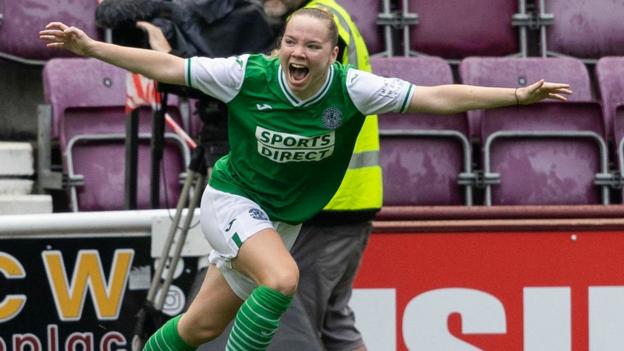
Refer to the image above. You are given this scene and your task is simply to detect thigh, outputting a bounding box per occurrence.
[233,226,300,290]
[201,185,301,299]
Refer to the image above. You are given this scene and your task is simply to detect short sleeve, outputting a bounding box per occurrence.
[185,54,248,103]
[346,68,415,115]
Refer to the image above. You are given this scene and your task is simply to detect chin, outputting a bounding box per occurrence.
[288,80,308,92]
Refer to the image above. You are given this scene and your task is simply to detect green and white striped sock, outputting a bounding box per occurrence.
[143,314,195,351]
[225,285,293,351]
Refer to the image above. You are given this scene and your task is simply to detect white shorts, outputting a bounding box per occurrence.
[200,185,301,299]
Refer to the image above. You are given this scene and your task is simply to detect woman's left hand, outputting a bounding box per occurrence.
[518,79,573,105]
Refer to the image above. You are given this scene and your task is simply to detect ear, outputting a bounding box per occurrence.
[330,45,339,63]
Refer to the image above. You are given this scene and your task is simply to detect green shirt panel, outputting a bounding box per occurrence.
[208,55,365,223]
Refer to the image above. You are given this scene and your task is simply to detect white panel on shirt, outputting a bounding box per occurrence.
[346,68,415,115]
[186,54,248,103]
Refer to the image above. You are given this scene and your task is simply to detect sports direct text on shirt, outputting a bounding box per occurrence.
[255,126,335,163]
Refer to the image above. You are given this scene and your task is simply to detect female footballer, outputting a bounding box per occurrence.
[40,8,571,351]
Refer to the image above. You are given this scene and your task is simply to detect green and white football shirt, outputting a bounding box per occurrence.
[186,54,414,223]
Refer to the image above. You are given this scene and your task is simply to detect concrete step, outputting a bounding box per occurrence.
[0,195,53,215]
[0,142,34,176]
[0,179,33,195]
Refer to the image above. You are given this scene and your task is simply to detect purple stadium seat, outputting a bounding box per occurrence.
[613,106,624,203]
[459,57,593,138]
[0,0,101,63]
[538,0,624,59]
[597,58,624,202]
[596,57,624,140]
[460,57,608,205]
[44,58,127,140]
[404,0,520,59]
[42,58,188,211]
[336,0,391,55]
[481,102,608,205]
[371,56,474,206]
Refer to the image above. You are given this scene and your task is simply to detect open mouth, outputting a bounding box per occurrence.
[289,63,309,83]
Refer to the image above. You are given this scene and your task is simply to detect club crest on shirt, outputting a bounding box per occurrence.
[322,107,342,130]
[249,208,268,221]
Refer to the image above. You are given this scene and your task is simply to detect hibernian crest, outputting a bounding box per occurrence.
[249,208,269,221]
[322,107,342,130]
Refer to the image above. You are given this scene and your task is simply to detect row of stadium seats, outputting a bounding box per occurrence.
[2,0,623,63]
[41,58,189,212]
[376,56,624,207]
[8,0,622,210]
[39,56,624,211]
[345,0,624,60]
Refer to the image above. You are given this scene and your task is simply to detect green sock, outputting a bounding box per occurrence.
[225,286,293,351]
[144,314,195,351]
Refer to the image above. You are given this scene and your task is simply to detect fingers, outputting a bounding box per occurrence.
[39,22,68,41]
[530,80,573,101]
[548,93,568,102]
[136,21,154,30]
[542,84,573,100]
[44,22,68,31]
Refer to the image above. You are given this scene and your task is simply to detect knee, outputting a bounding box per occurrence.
[259,263,299,296]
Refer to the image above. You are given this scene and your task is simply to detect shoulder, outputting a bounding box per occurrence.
[243,54,279,80]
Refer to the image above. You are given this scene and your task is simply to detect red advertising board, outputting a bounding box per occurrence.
[354,231,624,350]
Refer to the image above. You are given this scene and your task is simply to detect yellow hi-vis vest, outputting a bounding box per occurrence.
[306,0,383,212]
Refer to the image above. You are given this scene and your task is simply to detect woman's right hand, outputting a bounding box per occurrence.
[39,22,95,57]
[136,21,172,53]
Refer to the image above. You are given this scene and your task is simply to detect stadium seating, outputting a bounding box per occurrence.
[480,102,609,205]
[336,0,394,56]
[460,57,608,205]
[459,57,594,137]
[371,56,474,205]
[597,57,624,202]
[0,0,101,64]
[537,0,624,60]
[42,58,189,211]
[613,106,624,203]
[596,57,624,139]
[403,0,522,59]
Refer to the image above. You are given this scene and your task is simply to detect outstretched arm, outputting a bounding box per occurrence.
[39,22,185,85]
[406,79,573,114]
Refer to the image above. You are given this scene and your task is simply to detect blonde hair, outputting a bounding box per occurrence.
[286,7,339,47]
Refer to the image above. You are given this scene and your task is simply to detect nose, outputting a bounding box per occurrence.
[291,44,306,58]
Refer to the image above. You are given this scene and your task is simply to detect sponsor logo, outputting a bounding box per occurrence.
[256,103,273,111]
[378,78,405,99]
[255,126,335,163]
[322,107,342,129]
[249,208,269,221]
[225,218,236,232]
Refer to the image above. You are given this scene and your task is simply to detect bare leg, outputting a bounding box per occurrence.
[178,265,243,346]
[233,228,299,295]
[179,228,299,348]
